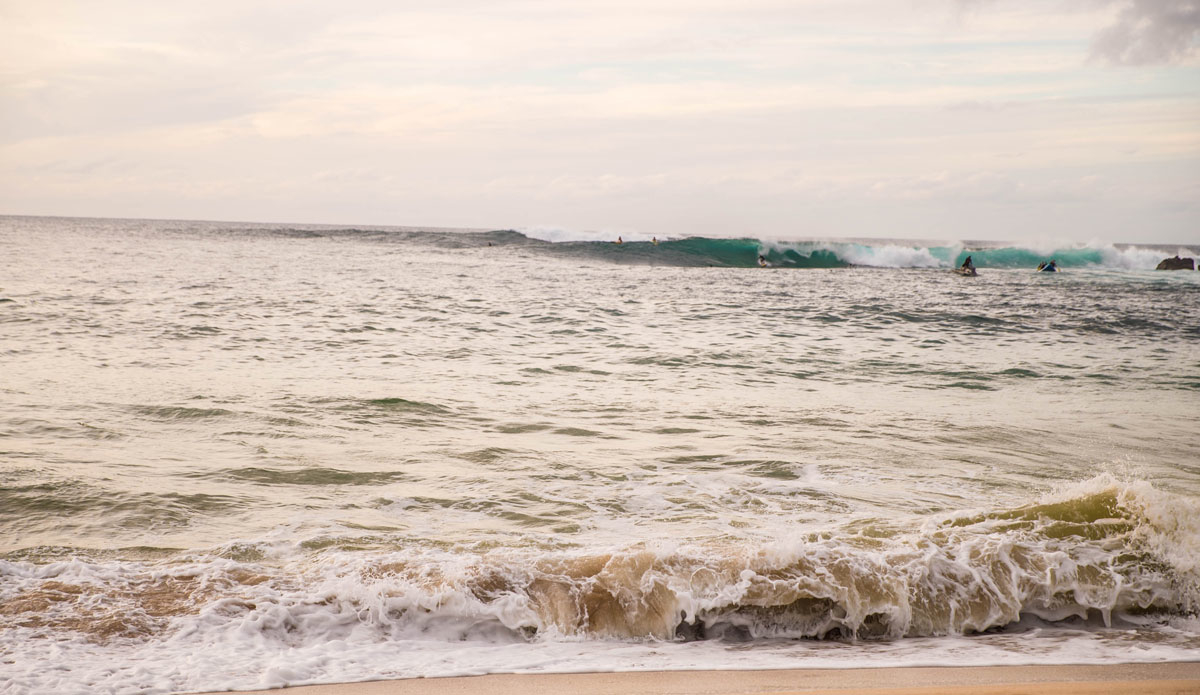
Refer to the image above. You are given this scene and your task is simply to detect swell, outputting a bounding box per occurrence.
[5,217,1196,270]
[138,222,1199,270]
[0,482,246,535]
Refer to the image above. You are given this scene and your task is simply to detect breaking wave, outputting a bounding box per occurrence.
[523,236,1199,270]
[3,477,1195,644]
[2,476,1197,693]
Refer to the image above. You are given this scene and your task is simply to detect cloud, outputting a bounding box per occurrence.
[1091,0,1200,65]
[1,1,1196,242]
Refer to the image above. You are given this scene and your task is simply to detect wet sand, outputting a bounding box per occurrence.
[190,662,1200,694]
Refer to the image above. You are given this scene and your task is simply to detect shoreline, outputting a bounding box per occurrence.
[189,662,1200,695]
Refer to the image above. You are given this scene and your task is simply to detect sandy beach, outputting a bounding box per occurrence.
[191,663,1200,695]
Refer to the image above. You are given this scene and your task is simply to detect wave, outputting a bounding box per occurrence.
[3,477,1195,645]
[2,476,1197,692]
[344,477,1198,642]
[133,222,1199,271]
[508,230,1198,270]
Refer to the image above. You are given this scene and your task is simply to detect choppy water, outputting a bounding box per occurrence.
[2,216,1198,694]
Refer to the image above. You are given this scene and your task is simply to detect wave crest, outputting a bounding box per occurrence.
[5,478,1193,648]
[509,230,1198,270]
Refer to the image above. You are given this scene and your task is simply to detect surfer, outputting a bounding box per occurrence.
[956,255,977,276]
[614,236,623,245]
[758,254,769,267]
[1037,259,1058,272]
[652,237,658,245]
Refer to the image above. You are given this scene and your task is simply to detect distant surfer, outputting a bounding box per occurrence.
[956,255,977,276]
[614,236,623,245]
[758,254,770,267]
[652,237,658,245]
[1037,259,1058,272]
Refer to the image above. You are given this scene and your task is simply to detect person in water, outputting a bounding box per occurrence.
[614,236,623,244]
[758,254,769,267]
[961,255,975,271]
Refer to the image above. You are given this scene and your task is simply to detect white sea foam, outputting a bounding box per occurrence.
[2,573,1197,695]
[1099,245,1200,270]
[824,242,947,268]
[3,477,1198,694]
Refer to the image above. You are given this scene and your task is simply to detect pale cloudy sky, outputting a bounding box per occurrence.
[2,0,1198,242]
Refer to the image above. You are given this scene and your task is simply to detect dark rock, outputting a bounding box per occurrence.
[1156,256,1195,270]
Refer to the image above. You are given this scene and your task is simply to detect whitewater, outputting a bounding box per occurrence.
[0,216,1197,694]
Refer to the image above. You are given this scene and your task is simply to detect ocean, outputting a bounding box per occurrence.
[1,215,1198,694]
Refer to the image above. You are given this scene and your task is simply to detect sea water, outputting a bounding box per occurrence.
[1,216,1198,694]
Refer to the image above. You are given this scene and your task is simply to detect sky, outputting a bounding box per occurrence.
[1,0,1198,243]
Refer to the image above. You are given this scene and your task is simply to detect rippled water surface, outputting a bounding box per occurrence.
[1,217,1198,694]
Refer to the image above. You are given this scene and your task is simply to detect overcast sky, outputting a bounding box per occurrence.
[2,0,1198,243]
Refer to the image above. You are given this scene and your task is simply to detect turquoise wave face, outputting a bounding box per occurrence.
[505,233,1196,270]
[955,246,1105,269]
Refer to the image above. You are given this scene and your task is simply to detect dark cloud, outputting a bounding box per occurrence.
[1091,0,1200,65]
